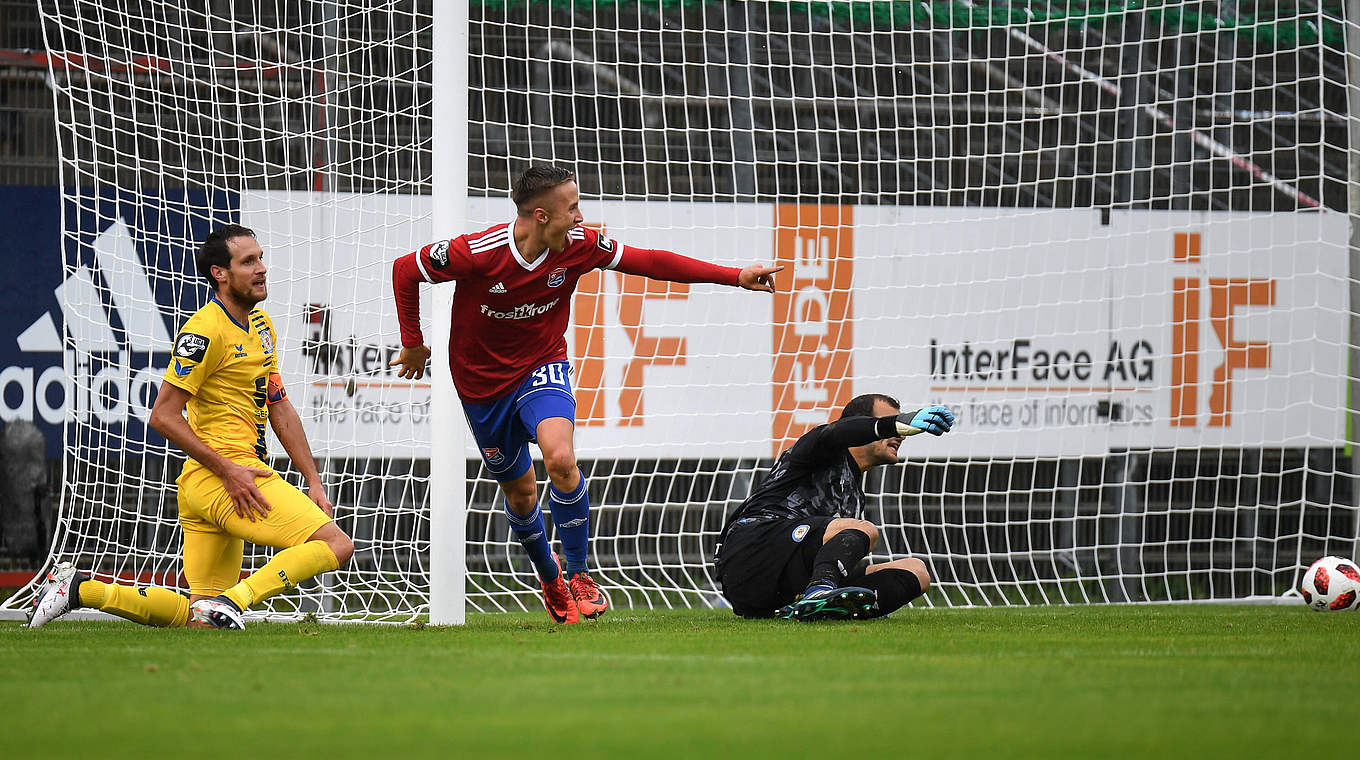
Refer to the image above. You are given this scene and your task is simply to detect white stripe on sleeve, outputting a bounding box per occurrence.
[602,243,625,270]
[415,253,434,283]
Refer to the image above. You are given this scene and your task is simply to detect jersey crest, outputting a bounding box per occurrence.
[547,267,567,288]
[259,326,275,354]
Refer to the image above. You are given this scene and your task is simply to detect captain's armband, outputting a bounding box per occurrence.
[266,372,288,405]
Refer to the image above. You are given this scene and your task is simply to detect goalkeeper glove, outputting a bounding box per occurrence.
[895,405,955,437]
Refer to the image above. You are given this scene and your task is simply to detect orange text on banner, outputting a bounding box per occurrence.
[571,267,691,427]
[1169,232,1275,428]
[772,204,854,457]
[1171,276,1200,427]
[618,274,689,426]
[1208,277,1275,427]
[573,269,608,426]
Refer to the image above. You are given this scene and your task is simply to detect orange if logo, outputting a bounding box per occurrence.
[571,223,690,427]
[771,204,854,456]
[1170,232,1275,427]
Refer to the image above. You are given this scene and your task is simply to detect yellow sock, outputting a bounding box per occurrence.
[221,541,339,610]
[77,578,108,608]
[79,579,189,628]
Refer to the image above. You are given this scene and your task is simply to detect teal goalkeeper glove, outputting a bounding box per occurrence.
[895,405,955,437]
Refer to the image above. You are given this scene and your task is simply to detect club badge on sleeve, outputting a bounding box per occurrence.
[429,239,451,268]
[173,332,209,362]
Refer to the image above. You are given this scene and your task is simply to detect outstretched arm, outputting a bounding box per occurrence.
[612,247,782,292]
[812,406,958,453]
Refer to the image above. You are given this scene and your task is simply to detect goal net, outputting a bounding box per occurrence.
[6,0,1356,622]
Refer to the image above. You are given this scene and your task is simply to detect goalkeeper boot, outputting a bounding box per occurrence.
[541,554,579,625]
[189,596,245,630]
[26,562,85,628]
[568,571,610,620]
[778,583,877,622]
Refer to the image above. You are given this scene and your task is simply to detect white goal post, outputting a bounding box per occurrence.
[4,1,1359,623]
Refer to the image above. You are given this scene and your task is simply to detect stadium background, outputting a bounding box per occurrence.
[0,0,1353,614]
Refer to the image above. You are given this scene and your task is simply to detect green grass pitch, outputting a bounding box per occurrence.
[2,604,1355,758]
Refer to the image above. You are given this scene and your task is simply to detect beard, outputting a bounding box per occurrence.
[228,278,266,306]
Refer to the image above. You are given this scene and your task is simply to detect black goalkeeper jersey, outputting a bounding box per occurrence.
[717,415,884,549]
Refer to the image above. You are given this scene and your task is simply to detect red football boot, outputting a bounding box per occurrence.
[541,554,579,624]
[568,570,610,619]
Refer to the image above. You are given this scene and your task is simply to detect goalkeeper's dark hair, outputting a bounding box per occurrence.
[512,165,575,211]
[841,393,900,420]
[197,224,257,288]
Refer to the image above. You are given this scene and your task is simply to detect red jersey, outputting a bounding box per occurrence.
[393,220,742,402]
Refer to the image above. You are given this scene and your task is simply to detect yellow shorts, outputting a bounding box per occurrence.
[176,456,332,597]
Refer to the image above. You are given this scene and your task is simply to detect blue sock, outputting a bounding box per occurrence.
[505,504,558,582]
[549,472,590,577]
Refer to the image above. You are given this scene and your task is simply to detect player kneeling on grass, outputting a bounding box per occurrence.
[27,225,353,630]
[714,394,953,621]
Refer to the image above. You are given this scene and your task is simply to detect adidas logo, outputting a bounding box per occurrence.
[10,217,173,426]
[18,217,171,353]
[489,281,507,294]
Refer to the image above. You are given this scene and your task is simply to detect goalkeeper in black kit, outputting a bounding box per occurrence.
[714,394,954,621]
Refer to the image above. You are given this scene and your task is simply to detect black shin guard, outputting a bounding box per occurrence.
[859,568,924,617]
[808,528,872,589]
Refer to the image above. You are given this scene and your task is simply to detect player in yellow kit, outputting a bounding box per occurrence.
[27,224,354,630]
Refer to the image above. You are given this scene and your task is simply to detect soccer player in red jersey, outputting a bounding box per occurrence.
[391,166,780,623]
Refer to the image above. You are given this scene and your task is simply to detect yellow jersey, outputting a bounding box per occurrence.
[162,297,287,463]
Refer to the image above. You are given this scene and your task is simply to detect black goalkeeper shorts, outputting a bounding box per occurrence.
[716,516,868,618]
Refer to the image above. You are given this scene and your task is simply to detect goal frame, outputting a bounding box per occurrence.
[3,1,1358,623]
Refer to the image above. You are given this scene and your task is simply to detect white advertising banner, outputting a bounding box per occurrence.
[245,193,775,458]
[854,208,1348,457]
[244,191,1347,460]
[243,191,436,457]
[533,200,775,458]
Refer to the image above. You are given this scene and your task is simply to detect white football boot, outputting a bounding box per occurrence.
[189,597,246,630]
[26,562,83,628]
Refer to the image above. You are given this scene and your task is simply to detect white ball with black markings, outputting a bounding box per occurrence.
[1300,556,1360,612]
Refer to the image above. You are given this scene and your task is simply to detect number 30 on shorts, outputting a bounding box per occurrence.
[530,362,570,387]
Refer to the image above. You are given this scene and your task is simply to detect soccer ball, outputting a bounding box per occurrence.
[1300,556,1360,612]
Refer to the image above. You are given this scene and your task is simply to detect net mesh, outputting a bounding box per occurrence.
[5,0,1357,621]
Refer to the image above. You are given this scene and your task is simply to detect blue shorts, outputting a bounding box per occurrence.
[462,360,576,482]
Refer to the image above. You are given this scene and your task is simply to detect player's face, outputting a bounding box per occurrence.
[864,399,904,465]
[538,181,584,250]
[217,235,268,305]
